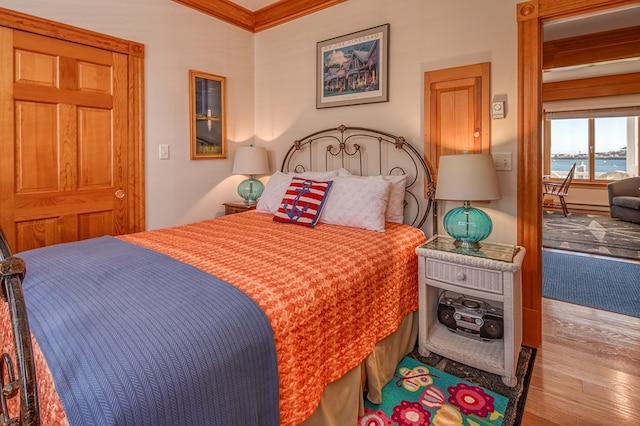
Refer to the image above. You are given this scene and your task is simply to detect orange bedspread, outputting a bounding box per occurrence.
[3,211,425,426]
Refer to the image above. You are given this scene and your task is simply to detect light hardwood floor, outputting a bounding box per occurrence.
[521,296,640,425]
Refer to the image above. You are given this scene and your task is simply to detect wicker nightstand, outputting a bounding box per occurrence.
[223,201,256,215]
[415,235,526,386]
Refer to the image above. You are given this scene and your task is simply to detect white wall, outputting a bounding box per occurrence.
[3,0,522,243]
[3,0,255,229]
[255,0,520,243]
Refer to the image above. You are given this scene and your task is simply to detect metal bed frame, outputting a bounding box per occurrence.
[1,230,38,425]
[281,124,436,229]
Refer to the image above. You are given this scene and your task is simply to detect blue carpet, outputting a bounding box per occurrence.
[543,250,640,317]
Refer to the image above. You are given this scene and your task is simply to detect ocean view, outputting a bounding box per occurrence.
[551,158,627,173]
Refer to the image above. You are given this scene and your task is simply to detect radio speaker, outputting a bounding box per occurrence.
[437,304,457,329]
[480,315,503,340]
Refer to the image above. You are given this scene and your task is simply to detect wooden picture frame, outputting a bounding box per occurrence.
[316,24,389,109]
[189,70,226,159]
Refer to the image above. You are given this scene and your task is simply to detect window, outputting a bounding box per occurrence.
[544,109,639,182]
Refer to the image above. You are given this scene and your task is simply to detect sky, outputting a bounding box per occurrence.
[550,116,636,155]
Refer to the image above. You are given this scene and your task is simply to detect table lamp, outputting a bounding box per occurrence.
[232,145,269,205]
[436,153,501,248]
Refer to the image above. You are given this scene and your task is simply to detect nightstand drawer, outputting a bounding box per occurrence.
[424,258,503,294]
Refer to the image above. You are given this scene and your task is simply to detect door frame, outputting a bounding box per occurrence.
[0,7,146,243]
[516,0,640,347]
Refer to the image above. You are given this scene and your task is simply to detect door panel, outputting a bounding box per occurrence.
[14,50,57,87]
[15,219,59,250]
[78,211,114,240]
[435,80,477,156]
[5,29,128,252]
[15,102,59,192]
[424,63,490,185]
[78,107,113,188]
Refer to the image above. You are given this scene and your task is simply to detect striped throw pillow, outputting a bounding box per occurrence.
[273,178,333,228]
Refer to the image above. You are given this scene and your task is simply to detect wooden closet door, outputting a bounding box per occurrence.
[0,28,129,252]
[424,62,491,184]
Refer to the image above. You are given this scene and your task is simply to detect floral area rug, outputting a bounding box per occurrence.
[410,346,536,426]
[543,211,640,260]
[358,356,508,426]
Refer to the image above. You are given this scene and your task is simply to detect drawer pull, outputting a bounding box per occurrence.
[456,272,466,281]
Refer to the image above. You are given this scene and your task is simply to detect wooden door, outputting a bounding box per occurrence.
[424,62,491,184]
[0,28,130,252]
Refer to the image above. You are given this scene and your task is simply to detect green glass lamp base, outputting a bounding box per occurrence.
[237,177,264,205]
[443,201,493,249]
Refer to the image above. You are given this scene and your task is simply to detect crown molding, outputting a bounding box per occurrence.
[173,0,254,31]
[172,0,346,33]
[254,0,346,32]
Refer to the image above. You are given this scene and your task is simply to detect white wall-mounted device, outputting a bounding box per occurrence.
[492,101,506,119]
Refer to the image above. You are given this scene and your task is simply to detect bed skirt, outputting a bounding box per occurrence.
[301,311,418,426]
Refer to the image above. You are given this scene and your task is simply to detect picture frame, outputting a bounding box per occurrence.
[189,70,227,159]
[316,24,389,109]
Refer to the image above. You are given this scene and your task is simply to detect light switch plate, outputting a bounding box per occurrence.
[493,152,512,171]
[159,144,170,160]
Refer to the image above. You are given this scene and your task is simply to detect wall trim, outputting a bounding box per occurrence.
[172,0,347,32]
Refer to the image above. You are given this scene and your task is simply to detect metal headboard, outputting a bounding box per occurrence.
[280,124,436,229]
[0,230,39,425]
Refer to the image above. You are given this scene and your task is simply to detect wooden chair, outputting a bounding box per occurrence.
[543,162,576,216]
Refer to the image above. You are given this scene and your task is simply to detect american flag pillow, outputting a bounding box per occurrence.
[273,178,333,228]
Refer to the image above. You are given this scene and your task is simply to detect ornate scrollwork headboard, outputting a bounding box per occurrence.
[280,124,436,230]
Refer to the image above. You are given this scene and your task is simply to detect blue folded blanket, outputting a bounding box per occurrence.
[20,236,279,426]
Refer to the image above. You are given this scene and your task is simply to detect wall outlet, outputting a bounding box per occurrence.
[159,144,170,160]
[493,152,512,171]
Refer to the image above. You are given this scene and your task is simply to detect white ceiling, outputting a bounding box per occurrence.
[233,0,278,10]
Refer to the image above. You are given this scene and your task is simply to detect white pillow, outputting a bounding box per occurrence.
[319,176,392,232]
[384,174,408,223]
[336,169,407,223]
[256,170,338,214]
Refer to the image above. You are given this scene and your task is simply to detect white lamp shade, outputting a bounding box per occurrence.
[436,153,501,201]
[232,146,269,175]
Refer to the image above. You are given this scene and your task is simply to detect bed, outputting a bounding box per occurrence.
[1,125,435,426]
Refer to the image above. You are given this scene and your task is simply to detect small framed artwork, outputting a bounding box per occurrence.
[189,70,227,159]
[316,24,389,109]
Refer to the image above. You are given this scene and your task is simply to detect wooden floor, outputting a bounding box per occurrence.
[521,297,640,425]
